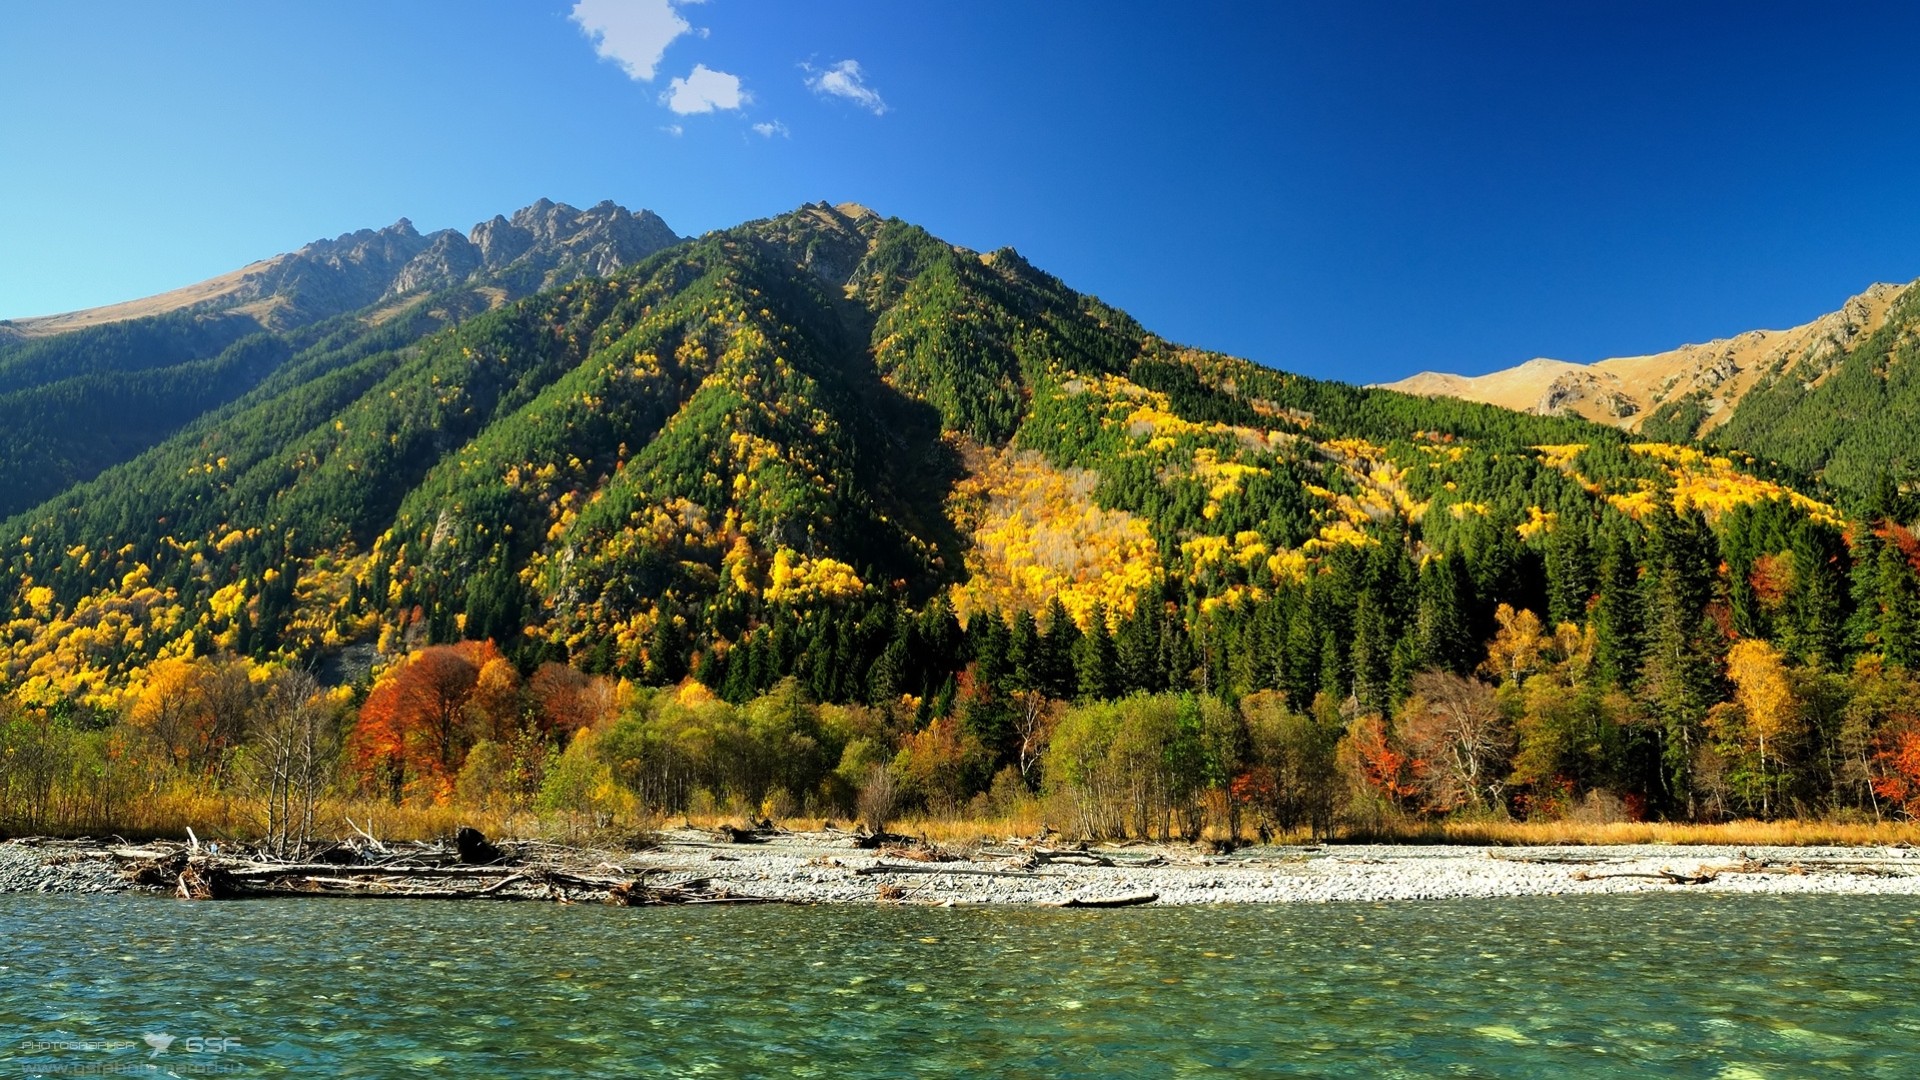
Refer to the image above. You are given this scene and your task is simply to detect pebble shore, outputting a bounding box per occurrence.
[7,832,1918,904]
[623,832,1920,905]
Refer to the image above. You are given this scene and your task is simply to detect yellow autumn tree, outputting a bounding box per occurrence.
[1725,637,1799,816]
[1482,604,1546,684]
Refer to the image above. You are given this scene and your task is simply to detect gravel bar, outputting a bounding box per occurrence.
[8,832,1918,904]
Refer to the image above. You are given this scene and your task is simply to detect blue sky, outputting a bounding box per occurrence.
[4,3,1920,385]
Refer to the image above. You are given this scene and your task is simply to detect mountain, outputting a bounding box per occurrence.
[1,198,679,337]
[1379,281,1913,446]
[0,200,679,518]
[1,198,1876,750]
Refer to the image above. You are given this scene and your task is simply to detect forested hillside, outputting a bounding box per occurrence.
[4,200,1919,840]
[0,200,678,518]
[1707,283,1920,495]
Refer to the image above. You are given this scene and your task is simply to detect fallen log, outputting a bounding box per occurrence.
[1039,854,1114,867]
[851,830,916,849]
[217,863,524,880]
[1049,893,1158,908]
[1570,868,1719,885]
[878,844,963,863]
[854,863,1035,878]
[94,832,778,905]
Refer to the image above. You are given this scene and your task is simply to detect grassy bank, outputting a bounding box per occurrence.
[12,790,1920,851]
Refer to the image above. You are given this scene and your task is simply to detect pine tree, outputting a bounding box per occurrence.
[1638,506,1724,817]
[1073,604,1118,701]
[1350,592,1392,715]
[1115,597,1158,694]
[971,609,1010,694]
[1783,520,1851,669]
[1281,601,1321,709]
[645,607,685,685]
[1414,552,1477,674]
[1847,523,1887,654]
[1877,542,1920,668]
[1317,630,1346,705]
[1593,530,1644,689]
[1546,521,1597,627]
[1041,598,1080,699]
[1007,608,1040,692]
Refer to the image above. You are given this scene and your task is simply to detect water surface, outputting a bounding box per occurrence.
[2,893,1915,1077]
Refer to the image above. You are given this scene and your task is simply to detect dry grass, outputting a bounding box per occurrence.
[30,794,641,848]
[34,791,1920,851]
[1341,818,1920,848]
[686,811,1920,849]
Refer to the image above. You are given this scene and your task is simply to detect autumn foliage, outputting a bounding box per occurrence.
[1871,720,1920,817]
[350,641,510,802]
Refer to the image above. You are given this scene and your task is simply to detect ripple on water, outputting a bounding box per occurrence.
[0,893,1916,1077]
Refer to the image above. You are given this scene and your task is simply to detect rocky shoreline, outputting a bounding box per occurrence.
[6,830,1920,905]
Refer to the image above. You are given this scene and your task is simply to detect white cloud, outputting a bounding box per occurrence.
[805,60,886,114]
[662,64,747,114]
[661,123,684,137]
[569,0,694,82]
[752,120,790,138]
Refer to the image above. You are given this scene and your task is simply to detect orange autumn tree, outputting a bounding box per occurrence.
[1338,711,1419,811]
[528,661,610,739]
[1871,718,1920,817]
[351,641,509,802]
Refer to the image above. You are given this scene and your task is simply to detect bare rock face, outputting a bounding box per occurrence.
[9,196,684,341]
[471,213,534,268]
[1535,371,1598,415]
[191,200,683,329]
[1689,351,1739,392]
[388,229,485,296]
[402,199,683,299]
[1597,390,1639,418]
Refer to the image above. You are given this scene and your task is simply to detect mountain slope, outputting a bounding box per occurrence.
[0,200,1864,732]
[1379,282,1911,440]
[0,200,679,518]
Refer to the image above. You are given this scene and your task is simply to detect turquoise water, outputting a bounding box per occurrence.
[1,893,1916,1077]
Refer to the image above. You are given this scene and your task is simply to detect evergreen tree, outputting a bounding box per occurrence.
[1877,542,1920,668]
[1073,605,1118,701]
[1281,601,1321,709]
[1414,552,1477,674]
[1041,598,1081,699]
[1546,521,1597,627]
[1350,592,1393,715]
[1115,597,1159,694]
[1007,608,1041,691]
[1638,506,1724,817]
[1593,530,1645,689]
[1783,520,1851,668]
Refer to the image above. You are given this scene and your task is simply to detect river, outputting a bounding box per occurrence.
[2,893,1915,1076]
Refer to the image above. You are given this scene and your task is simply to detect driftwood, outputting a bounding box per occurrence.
[980,846,1166,868]
[1571,868,1719,885]
[1048,893,1158,908]
[878,844,962,863]
[850,830,916,850]
[854,862,1035,878]
[1570,856,1913,885]
[103,829,783,906]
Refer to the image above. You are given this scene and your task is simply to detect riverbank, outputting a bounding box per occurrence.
[6,829,1919,904]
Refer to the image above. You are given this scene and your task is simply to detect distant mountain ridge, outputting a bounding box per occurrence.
[0,199,679,517]
[2,198,679,337]
[1378,281,1912,436]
